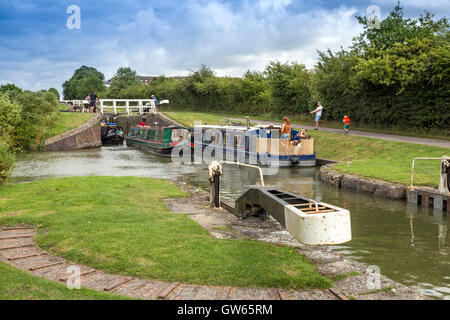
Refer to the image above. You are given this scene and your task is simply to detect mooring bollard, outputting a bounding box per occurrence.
[439,156,450,194]
[208,161,223,208]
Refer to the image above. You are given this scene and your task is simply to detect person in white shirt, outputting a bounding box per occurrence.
[310,102,324,130]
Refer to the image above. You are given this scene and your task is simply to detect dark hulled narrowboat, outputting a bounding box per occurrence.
[126,125,190,157]
[101,123,124,145]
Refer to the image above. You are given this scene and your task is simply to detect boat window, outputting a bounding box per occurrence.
[239,134,246,147]
[215,133,222,145]
[203,131,213,142]
[156,130,162,140]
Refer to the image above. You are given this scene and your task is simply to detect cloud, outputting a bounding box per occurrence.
[101,1,362,79]
[0,0,448,94]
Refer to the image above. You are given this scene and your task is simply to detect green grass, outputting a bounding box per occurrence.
[164,112,449,188]
[310,130,447,188]
[0,262,128,300]
[163,111,243,127]
[0,177,331,290]
[163,110,450,141]
[44,112,95,140]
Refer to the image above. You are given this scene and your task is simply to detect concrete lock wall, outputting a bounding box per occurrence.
[45,115,102,152]
[106,113,184,136]
[45,113,184,152]
[319,164,407,200]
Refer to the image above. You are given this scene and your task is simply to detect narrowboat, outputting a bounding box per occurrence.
[126,125,190,157]
[101,123,124,145]
[190,125,316,167]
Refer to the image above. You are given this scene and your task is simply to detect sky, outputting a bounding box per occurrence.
[0,0,449,93]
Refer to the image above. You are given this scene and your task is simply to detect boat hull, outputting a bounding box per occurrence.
[193,144,316,167]
[102,134,124,146]
[126,137,175,158]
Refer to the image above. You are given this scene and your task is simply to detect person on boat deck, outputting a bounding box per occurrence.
[281,117,291,139]
[139,119,146,127]
[292,129,308,145]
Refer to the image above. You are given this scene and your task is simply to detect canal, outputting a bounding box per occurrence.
[10,146,450,299]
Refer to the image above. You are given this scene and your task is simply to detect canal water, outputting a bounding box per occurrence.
[10,146,450,299]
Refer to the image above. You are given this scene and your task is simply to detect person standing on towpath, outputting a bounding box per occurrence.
[343,115,351,134]
[310,102,324,130]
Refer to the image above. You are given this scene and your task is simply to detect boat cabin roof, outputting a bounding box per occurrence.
[191,124,282,132]
[131,126,188,130]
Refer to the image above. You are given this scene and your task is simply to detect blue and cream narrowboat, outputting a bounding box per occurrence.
[190,125,316,167]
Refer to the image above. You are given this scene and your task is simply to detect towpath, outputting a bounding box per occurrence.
[227,117,450,149]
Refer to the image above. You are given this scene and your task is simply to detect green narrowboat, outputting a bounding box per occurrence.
[126,125,190,157]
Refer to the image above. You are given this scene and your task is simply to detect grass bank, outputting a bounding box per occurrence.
[0,262,127,300]
[162,111,450,141]
[0,177,331,290]
[164,112,448,188]
[43,112,95,141]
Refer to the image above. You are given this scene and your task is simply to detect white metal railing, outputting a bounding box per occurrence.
[410,157,443,188]
[100,99,153,115]
[60,99,169,115]
[220,161,265,187]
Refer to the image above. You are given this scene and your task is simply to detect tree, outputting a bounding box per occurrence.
[241,71,270,113]
[264,61,311,115]
[0,83,22,99]
[62,66,106,99]
[48,88,60,100]
[353,2,449,57]
[313,3,450,129]
[108,67,140,98]
[312,50,359,120]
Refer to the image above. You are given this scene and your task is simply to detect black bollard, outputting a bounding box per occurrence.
[213,171,220,208]
[208,161,223,208]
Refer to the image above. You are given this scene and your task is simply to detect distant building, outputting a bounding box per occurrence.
[104,75,186,87]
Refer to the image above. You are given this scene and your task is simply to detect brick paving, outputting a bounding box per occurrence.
[0,225,429,300]
[0,225,346,300]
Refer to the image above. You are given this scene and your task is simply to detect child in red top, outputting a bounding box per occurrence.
[343,115,350,134]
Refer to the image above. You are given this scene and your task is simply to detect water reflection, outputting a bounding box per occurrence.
[10,146,450,299]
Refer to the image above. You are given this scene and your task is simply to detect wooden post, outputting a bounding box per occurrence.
[421,194,430,207]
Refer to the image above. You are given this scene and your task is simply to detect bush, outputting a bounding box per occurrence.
[0,141,15,183]
[0,93,21,182]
